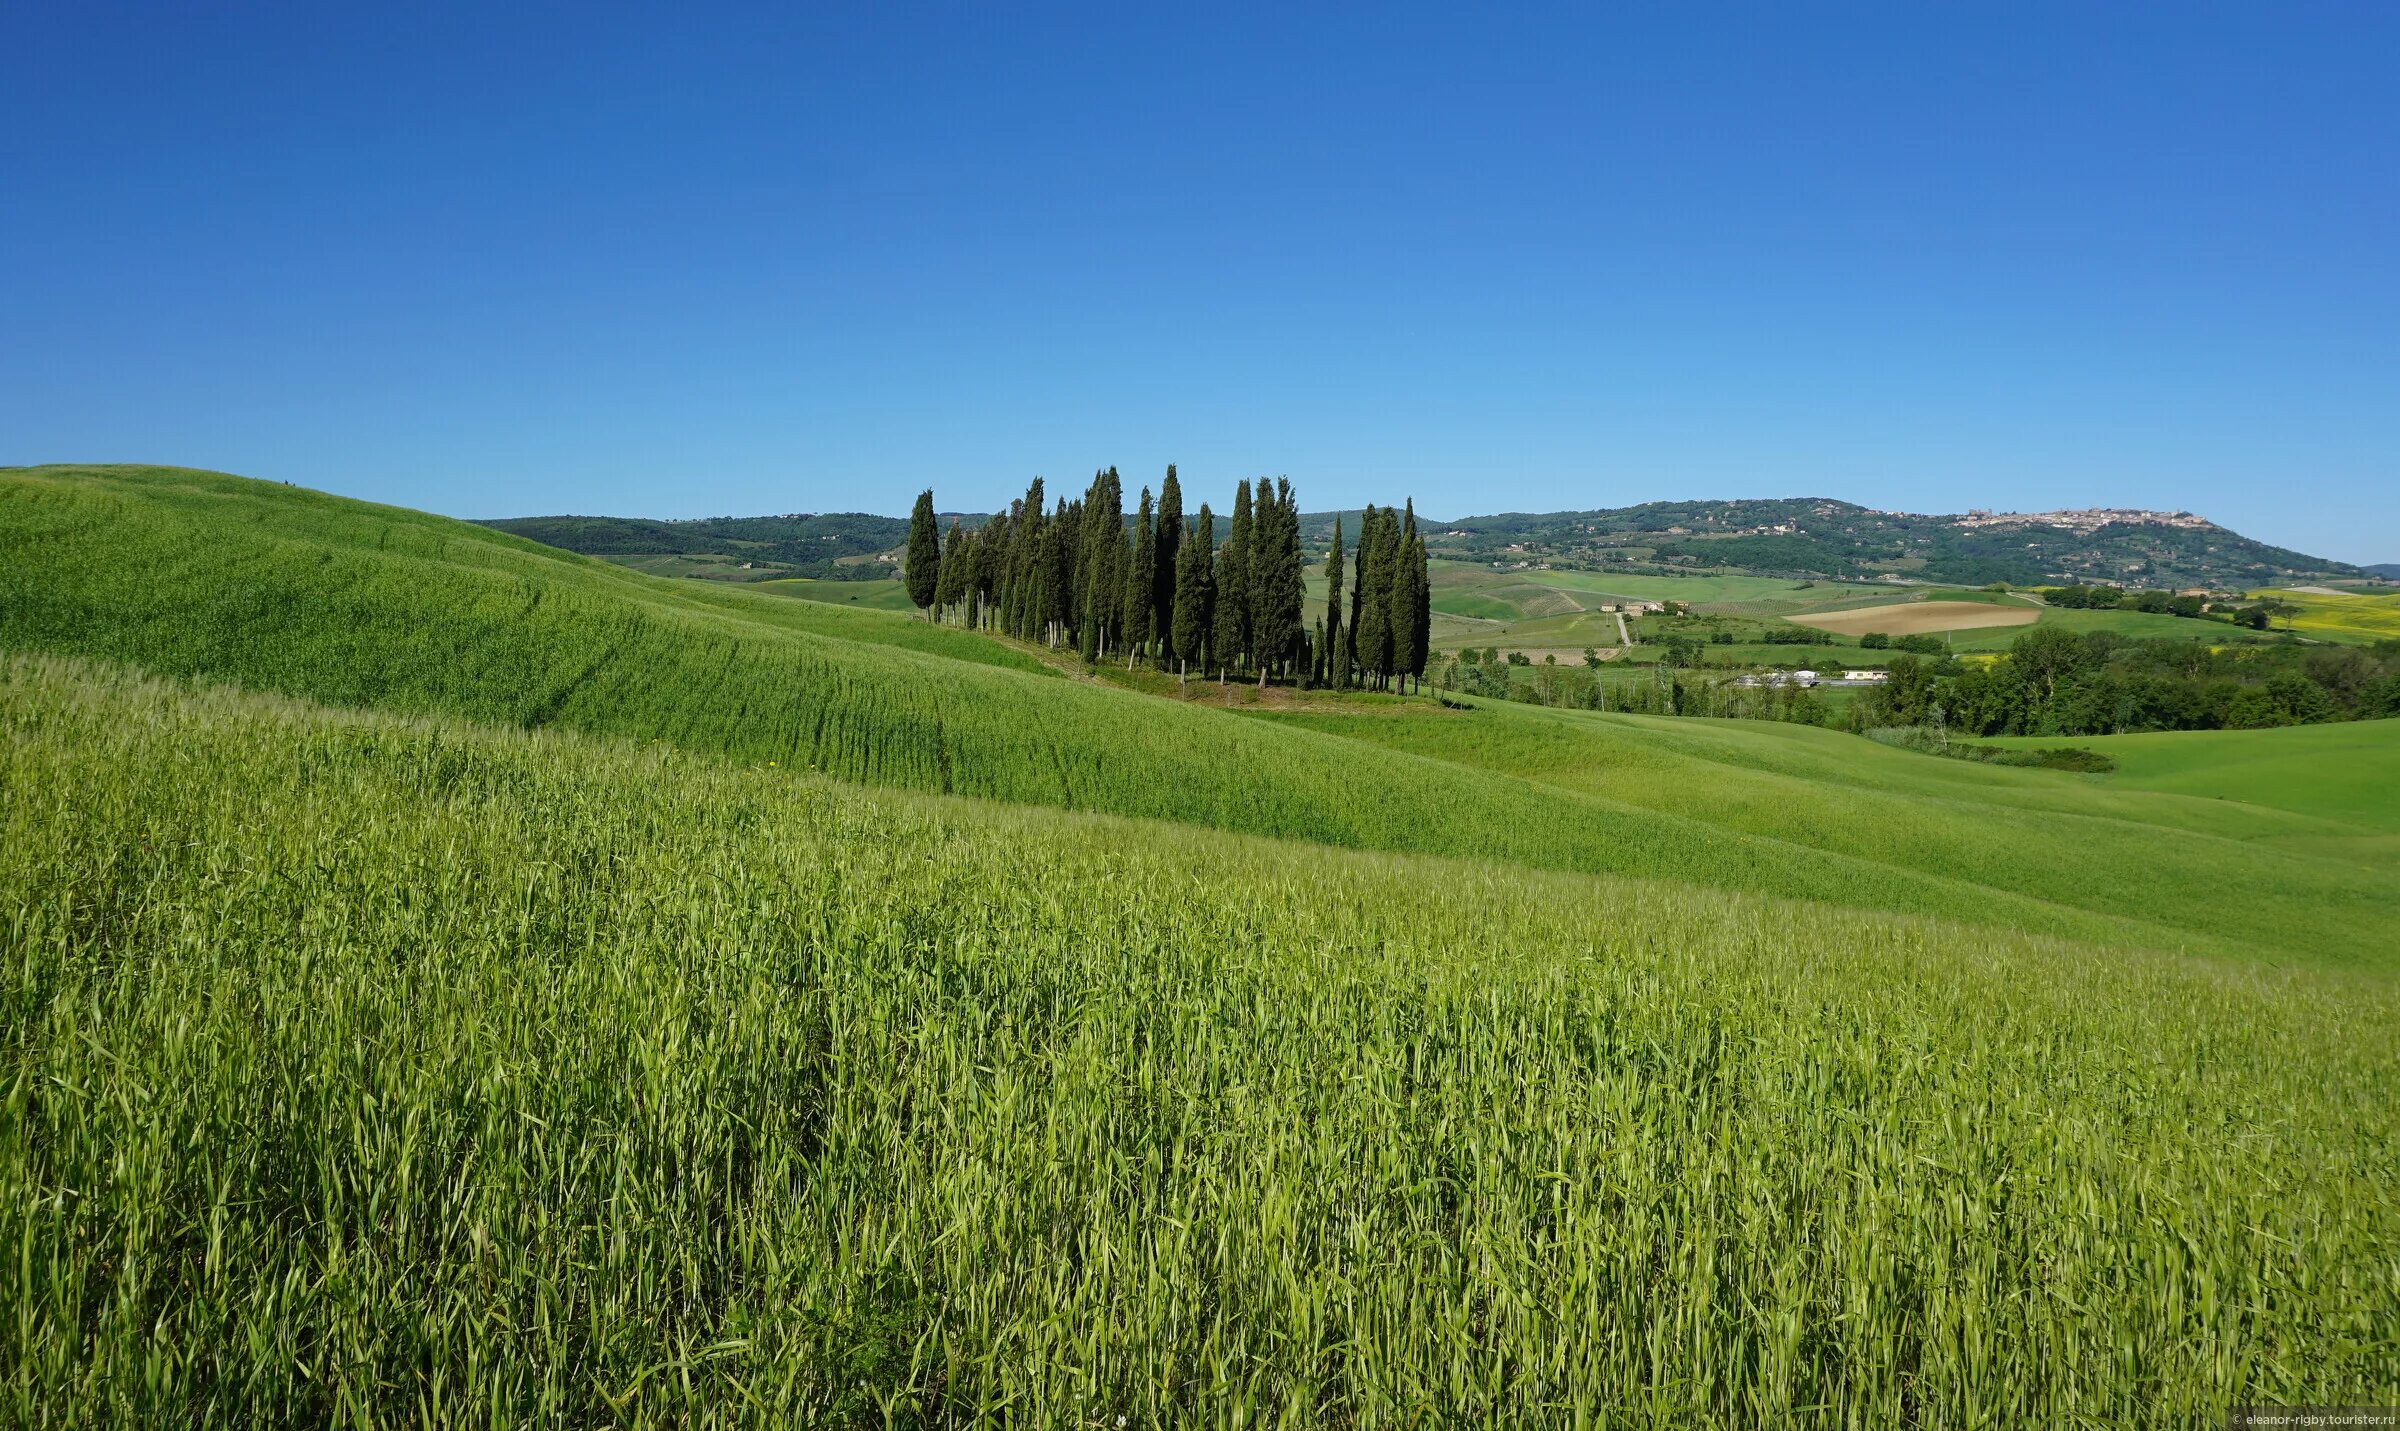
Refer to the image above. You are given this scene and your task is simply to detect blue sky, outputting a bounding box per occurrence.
[5,3,2395,561]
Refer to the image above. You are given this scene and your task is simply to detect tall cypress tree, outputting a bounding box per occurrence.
[1216,480,1253,680]
[1390,501,1424,695]
[980,517,1004,630]
[904,489,941,618]
[1078,468,1124,660]
[1405,514,1432,694]
[1250,478,1304,687]
[1010,478,1045,638]
[1122,487,1156,668]
[1346,504,1375,687]
[1044,498,1075,647]
[1354,506,1389,688]
[1154,465,1182,650]
[1323,517,1346,691]
[933,517,966,620]
[1171,502,1214,683]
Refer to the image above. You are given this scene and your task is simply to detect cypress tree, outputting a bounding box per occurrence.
[1078,469,1124,660]
[1406,520,1432,693]
[1123,487,1156,668]
[1044,498,1075,647]
[1323,517,1346,691]
[904,489,941,618]
[1376,505,1405,688]
[1355,505,1390,689]
[1172,503,1214,684]
[1216,480,1252,680]
[1154,465,1182,652]
[1345,504,1374,687]
[1251,478,1304,687]
[933,518,966,621]
[1010,478,1045,638]
[1390,501,1424,695]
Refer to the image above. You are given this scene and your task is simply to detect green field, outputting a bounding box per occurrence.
[4,464,2398,1422]
[1938,603,2266,651]
[1985,718,2400,835]
[2249,588,2400,645]
[1507,565,1896,612]
[1430,562,1892,623]
[754,574,919,610]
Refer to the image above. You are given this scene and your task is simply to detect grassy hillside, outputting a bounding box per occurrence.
[7,465,2394,967]
[7,654,2396,1424]
[1984,718,2400,833]
[0,466,2214,953]
[1262,700,2400,968]
[754,574,918,610]
[1786,599,2039,639]
[1941,603,2268,652]
[2249,587,2400,645]
[8,465,2400,1422]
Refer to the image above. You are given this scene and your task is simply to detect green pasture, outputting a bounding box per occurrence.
[2248,588,2400,645]
[1261,698,2400,968]
[1941,604,2268,651]
[1984,717,2400,834]
[755,574,919,610]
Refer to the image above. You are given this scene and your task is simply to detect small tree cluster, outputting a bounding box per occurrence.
[902,469,1428,689]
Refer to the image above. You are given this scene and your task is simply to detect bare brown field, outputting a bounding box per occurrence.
[1789,600,2041,638]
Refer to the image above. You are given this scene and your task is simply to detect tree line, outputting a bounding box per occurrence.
[903,468,1432,691]
[1858,628,2400,735]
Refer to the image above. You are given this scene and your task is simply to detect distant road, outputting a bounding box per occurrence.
[1616,611,1633,646]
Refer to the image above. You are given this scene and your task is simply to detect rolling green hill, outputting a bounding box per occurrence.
[10,654,2394,1423]
[1984,718,2400,833]
[5,463,2398,1421]
[8,464,2394,964]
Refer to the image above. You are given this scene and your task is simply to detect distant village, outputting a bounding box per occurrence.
[1948,507,2213,532]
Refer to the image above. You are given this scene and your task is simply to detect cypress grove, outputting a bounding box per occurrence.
[910,473,1424,692]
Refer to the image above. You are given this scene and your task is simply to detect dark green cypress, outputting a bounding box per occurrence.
[1406,514,1432,692]
[1044,498,1075,647]
[1345,504,1374,686]
[1215,480,1252,679]
[1324,517,1346,690]
[1355,506,1391,688]
[1250,478,1304,687]
[1154,465,1182,653]
[904,489,941,618]
[933,518,966,620]
[1123,487,1156,668]
[1010,478,1045,638]
[1172,503,1214,683]
[1078,469,1124,660]
[1390,500,1424,694]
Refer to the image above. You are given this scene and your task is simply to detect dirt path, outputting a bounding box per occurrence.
[1615,611,1633,646]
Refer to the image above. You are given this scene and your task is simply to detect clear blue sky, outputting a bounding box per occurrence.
[5,3,2395,561]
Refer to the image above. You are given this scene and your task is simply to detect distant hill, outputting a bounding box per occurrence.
[2366,563,2400,579]
[1401,498,2357,589]
[477,511,982,579]
[492,494,2356,591]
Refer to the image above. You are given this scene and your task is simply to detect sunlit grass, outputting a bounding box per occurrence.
[5,654,2395,1424]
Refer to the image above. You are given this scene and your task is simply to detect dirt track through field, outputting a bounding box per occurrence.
[1789,601,2041,638]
